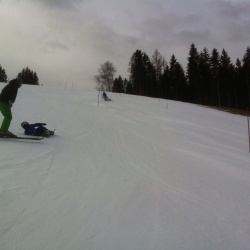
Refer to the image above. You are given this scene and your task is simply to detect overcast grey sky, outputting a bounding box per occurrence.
[0,0,249,90]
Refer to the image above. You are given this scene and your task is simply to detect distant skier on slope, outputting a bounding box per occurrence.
[21,121,54,137]
[102,92,111,101]
[0,77,23,137]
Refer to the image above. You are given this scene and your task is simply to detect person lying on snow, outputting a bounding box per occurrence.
[21,121,54,137]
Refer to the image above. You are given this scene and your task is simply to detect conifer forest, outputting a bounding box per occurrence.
[113,44,250,110]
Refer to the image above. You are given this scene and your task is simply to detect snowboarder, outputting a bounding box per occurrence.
[21,122,54,137]
[102,92,111,101]
[0,77,23,137]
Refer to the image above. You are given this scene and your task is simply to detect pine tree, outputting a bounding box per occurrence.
[242,47,250,107]
[210,48,221,106]
[233,58,243,108]
[219,49,234,107]
[143,52,157,97]
[125,80,134,95]
[160,64,170,99]
[113,76,125,93]
[169,55,187,101]
[198,48,212,105]
[18,67,39,85]
[186,44,200,103]
[128,50,145,95]
[169,54,177,100]
[0,64,8,82]
[128,50,156,96]
[33,72,39,85]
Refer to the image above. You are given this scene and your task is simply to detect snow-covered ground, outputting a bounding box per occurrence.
[0,83,250,250]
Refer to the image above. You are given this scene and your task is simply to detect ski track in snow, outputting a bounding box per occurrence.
[0,85,250,250]
[105,110,243,236]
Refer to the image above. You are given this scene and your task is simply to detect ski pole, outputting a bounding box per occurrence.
[97,89,100,107]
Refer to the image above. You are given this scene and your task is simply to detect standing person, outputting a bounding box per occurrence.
[0,77,23,137]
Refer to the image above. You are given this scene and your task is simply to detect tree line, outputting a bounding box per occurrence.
[0,66,39,85]
[96,44,250,110]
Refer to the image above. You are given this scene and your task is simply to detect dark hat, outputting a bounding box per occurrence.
[21,121,29,128]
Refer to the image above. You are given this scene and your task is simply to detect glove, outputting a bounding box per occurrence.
[8,100,13,108]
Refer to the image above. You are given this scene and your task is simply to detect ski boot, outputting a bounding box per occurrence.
[42,130,54,137]
[49,130,54,136]
[0,131,17,138]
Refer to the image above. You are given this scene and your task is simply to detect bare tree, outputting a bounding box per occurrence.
[151,49,166,82]
[94,61,117,91]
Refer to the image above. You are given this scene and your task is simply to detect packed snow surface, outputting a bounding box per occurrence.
[0,84,250,250]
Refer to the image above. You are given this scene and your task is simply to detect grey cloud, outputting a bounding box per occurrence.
[1,0,249,89]
[138,11,206,47]
[178,29,214,45]
[213,1,250,19]
[44,40,69,52]
[208,1,250,43]
[224,21,250,43]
